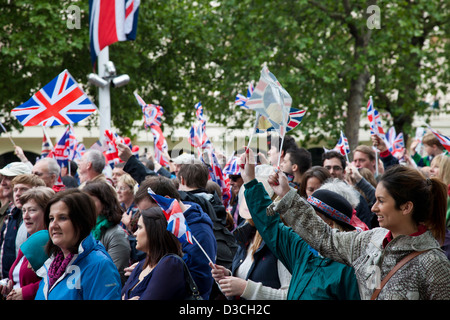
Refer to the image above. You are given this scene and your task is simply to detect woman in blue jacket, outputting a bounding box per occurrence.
[35,190,121,300]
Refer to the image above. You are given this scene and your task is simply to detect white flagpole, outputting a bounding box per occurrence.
[1,123,16,147]
[341,131,350,163]
[246,112,260,152]
[192,235,215,267]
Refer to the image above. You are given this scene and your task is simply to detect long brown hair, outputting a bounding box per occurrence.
[140,207,182,268]
[82,181,123,225]
[379,165,447,243]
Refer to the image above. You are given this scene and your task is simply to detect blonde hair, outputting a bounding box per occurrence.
[436,154,450,186]
[118,173,137,194]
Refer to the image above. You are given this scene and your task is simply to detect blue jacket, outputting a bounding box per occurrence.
[35,234,121,300]
[182,201,217,300]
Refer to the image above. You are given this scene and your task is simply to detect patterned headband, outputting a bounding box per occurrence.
[307,195,351,225]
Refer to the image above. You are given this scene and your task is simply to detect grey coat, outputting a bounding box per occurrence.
[100,225,131,284]
[270,188,450,300]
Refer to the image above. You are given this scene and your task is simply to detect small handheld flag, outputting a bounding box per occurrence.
[334,131,350,162]
[147,188,193,245]
[427,125,450,153]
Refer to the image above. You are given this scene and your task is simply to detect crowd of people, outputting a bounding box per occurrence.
[0,130,449,300]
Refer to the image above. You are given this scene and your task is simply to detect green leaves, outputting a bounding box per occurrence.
[1,0,448,145]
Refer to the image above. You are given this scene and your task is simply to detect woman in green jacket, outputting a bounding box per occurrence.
[241,150,360,300]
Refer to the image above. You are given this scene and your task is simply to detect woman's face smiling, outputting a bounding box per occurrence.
[49,201,77,257]
[372,182,414,237]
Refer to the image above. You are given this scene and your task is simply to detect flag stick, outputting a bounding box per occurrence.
[42,126,54,150]
[0,123,16,147]
[246,112,260,151]
[375,149,379,177]
[277,132,285,168]
[192,235,215,267]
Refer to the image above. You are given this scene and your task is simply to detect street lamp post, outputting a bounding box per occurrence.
[87,46,130,142]
[98,47,111,141]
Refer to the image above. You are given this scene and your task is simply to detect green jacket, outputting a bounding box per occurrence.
[244,179,360,300]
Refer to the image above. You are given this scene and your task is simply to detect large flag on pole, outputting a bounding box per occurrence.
[89,0,140,65]
[11,70,97,127]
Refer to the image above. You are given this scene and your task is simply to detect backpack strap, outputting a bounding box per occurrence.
[370,250,429,300]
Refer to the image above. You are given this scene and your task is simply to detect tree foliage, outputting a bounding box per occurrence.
[1,0,448,149]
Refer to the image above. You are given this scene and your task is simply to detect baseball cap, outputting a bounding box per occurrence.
[0,162,32,177]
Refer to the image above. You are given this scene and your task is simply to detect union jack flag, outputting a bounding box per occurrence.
[194,101,206,122]
[41,133,52,158]
[428,126,450,153]
[202,151,231,208]
[51,126,72,168]
[255,108,306,133]
[147,188,193,244]
[189,102,211,151]
[223,156,240,175]
[385,127,396,150]
[134,92,169,166]
[384,127,405,159]
[89,0,140,65]
[103,129,124,168]
[334,131,350,156]
[11,70,97,127]
[150,125,169,167]
[246,66,292,136]
[235,82,254,109]
[134,92,163,128]
[390,132,405,159]
[189,122,211,150]
[367,96,385,136]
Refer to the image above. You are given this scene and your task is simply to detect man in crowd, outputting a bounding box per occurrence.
[280,147,312,189]
[32,157,62,191]
[0,162,31,279]
[77,149,108,187]
[321,151,376,229]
